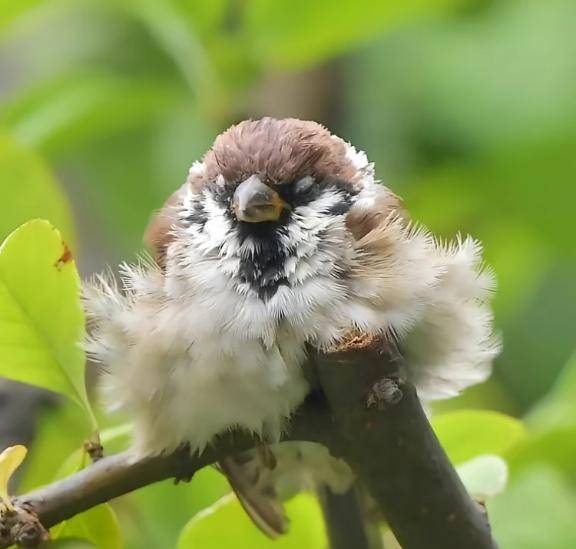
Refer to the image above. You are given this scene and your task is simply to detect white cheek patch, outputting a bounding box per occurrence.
[182,191,233,261]
[201,193,231,245]
[180,185,196,221]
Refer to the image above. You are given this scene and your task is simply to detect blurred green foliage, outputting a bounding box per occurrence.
[0,136,74,243]
[0,0,574,547]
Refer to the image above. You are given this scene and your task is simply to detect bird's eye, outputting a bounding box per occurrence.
[294,176,315,195]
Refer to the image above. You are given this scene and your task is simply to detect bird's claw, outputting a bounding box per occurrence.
[257,443,277,470]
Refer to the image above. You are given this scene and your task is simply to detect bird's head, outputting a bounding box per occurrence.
[147,118,399,300]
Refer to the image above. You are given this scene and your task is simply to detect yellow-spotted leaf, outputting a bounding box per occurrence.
[0,445,27,510]
[0,220,95,425]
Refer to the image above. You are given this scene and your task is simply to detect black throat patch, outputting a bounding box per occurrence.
[235,220,294,301]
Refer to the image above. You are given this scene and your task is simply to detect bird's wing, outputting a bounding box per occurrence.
[345,184,499,401]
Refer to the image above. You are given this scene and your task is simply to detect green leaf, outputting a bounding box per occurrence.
[0,220,94,424]
[432,410,526,464]
[244,0,465,68]
[178,493,326,549]
[456,454,508,501]
[126,466,229,549]
[488,466,576,549]
[0,135,75,243]
[52,504,123,549]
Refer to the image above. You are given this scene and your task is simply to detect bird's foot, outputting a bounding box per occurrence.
[257,443,277,470]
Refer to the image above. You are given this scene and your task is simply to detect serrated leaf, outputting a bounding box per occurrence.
[178,493,326,549]
[0,220,94,425]
[432,410,526,464]
[0,445,27,510]
[456,454,508,501]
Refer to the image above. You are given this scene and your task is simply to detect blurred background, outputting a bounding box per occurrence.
[0,0,575,547]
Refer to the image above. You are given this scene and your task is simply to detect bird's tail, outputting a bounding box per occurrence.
[218,453,288,538]
[218,441,353,538]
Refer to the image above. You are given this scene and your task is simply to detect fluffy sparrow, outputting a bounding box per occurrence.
[85,118,500,535]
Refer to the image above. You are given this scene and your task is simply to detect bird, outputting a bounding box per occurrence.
[84,117,500,536]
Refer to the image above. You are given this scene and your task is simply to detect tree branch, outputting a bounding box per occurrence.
[312,342,497,549]
[0,347,497,549]
[319,485,373,549]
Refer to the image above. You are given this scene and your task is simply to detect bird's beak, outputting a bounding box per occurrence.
[232,175,288,223]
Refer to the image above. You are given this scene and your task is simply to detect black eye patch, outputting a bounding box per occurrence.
[275,177,322,207]
[279,177,357,214]
[207,181,232,208]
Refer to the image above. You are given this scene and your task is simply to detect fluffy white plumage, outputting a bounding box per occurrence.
[84,122,500,516]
